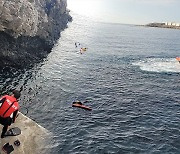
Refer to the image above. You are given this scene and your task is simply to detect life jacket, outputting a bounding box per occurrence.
[0,95,19,118]
[176,57,180,61]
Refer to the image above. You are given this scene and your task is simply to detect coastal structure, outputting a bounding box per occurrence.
[0,112,51,154]
[145,22,180,29]
[165,22,180,27]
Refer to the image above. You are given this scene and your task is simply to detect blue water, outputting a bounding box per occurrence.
[1,13,180,153]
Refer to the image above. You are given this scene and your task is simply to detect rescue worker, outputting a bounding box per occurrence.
[0,90,21,138]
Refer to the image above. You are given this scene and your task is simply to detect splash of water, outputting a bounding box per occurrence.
[133,58,180,73]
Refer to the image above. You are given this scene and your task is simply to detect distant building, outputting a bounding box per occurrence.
[165,22,180,26]
[146,22,180,29]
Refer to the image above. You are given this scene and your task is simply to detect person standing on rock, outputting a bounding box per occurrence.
[0,90,21,138]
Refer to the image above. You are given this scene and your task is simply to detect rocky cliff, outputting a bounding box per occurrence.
[0,0,72,68]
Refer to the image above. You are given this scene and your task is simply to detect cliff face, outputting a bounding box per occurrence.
[0,0,72,68]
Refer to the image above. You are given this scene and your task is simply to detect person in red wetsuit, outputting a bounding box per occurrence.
[0,90,21,138]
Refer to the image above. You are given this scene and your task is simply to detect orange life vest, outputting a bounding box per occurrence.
[176,57,180,62]
[0,95,19,118]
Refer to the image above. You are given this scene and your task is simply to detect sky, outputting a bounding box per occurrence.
[67,0,179,24]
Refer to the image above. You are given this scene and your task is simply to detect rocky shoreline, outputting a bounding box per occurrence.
[0,0,72,68]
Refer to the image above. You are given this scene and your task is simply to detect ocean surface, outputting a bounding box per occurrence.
[0,13,180,153]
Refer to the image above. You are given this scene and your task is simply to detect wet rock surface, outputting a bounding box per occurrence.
[0,113,52,154]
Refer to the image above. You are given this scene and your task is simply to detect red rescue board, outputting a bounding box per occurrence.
[72,104,92,111]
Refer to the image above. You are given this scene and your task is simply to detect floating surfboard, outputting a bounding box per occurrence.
[72,103,92,111]
[4,127,21,137]
[2,143,14,154]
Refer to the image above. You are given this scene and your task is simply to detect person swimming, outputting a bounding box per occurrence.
[72,101,82,105]
[80,48,87,54]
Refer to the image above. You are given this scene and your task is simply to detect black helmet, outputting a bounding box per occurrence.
[13,90,21,99]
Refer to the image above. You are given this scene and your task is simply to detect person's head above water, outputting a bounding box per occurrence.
[73,101,82,105]
[12,90,21,99]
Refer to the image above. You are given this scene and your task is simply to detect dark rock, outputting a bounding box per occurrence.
[0,0,72,68]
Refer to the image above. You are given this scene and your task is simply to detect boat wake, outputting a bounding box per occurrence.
[132,58,180,73]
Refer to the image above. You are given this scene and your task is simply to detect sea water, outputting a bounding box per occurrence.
[0,13,180,153]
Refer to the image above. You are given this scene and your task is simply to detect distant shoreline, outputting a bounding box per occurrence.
[143,23,180,30]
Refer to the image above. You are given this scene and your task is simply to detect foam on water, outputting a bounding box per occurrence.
[133,58,180,73]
